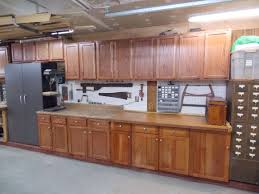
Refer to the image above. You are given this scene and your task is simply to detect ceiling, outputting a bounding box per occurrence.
[0,0,259,41]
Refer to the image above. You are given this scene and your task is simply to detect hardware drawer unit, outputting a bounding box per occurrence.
[227,81,259,185]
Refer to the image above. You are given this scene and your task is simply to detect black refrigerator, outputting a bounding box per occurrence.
[5,62,58,145]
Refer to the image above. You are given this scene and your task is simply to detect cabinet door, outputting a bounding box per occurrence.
[68,126,87,158]
[159,136,189,175]
[111,131,131,165]
[0,47,8,77]
[64,43,80,80]
[49,40,64,61]
[88,129,110,160]
[11,43,23,62]
[36,41,49,61]
[23,42,36,62]
[203,31,231,79]
[38,122,52,150]
[132,38,154,80]
[132,132,158,170]
[113,40,132,80]
[178,33,205,80]
[79,42,96,80]
[52,124,68,153]
[156,37,178,79]
[97,41,114,79]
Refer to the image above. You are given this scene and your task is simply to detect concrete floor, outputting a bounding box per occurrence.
[0,145,256,194]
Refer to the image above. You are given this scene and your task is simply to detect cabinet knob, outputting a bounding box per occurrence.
[155,138,158,141]
[160,139,163,142]
[97,123,100,126]
[128,136,131,139]
[119,125,122,128]
[48,127,50,129]
[83,131,86,134]
[88,131,92,134]
[144,128,147,131]
[226,146,230,150]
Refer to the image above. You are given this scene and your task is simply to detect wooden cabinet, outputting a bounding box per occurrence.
[36,41,49,61]
[68,117,87,158]
[203,30,231,79]
[79,42,96,80]
[0,47,8,78]
[49,39,64,61]
[155,37,178,79]
[51,116,68,153]
[11,43,23,62]
[111,122,131,165]
[132,38,155,80]
[189,131,230,182]
[97,41,114,79]
[159,128,189,175]
[38,121,52,150]
[113,40,132,80]
[132,125,159,170]
[64,43,80,80]
[87,119,110,161]
[178,33,205,80]
[23,42,36,61]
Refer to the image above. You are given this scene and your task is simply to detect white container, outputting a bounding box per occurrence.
[231,50,259,80]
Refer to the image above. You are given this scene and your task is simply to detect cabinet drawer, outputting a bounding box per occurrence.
[132,124,158,134]
[67,117,86,127]
[235,83,248,92]
[111,122,131,132]
[251,92,259,100]
[51,116,66,125]
[38,114,50,123]
[233,111,248,122]
[88,119,109,130]
[252,84,259,92]
[160,128,189,137]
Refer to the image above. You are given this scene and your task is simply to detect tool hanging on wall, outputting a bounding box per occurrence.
[99,92,131,100]
[179,84,215,112]
[76,83,133,93]
[139,84,144,101]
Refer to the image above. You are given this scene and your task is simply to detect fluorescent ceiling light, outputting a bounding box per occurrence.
[105,0,232,17]
[189,8,259,22]
[51,29,74,35]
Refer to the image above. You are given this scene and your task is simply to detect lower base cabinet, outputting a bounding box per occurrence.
[189,131,231,182]
[159,128,189,175]
[38,121,52,150]
[52,123,68,153]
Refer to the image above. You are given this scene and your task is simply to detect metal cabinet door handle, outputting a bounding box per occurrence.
[19,95,23,104]
[23,95,27,104]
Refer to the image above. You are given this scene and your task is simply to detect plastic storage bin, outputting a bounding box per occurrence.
[231,50,259,80]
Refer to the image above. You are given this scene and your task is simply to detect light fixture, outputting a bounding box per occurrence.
[105,0,232,17]
[189,8,259,23]
[51,29,74,35]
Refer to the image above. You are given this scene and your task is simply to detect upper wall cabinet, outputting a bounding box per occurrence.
[36,41,49,61]
[0,47,8,78]
[23,42,36,62]
[11,43,23,62]
[97,41,114,80]
[155,36,178,80]
[49,40,64,61]
[178,32,205,80]
[131,38,155,80]
[79,42,96,80]
[64,43,80,80]
[203,30,232,79]
[114,39,132,80]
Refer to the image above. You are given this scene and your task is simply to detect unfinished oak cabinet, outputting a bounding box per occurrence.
[67,117,87,158]
[49,39,64,61]
[111,122,132,165]
[155,36,178,80]
[97,41,114,80]
[51,116,68,153]
[132,125,159,170]
[131,38,155,80]
[36,41,49,61]
[38,115,52,150]
[178,32,205,80]
[11,43,23,62]
[189,131,231,182]
[79,42,96,80]
[203,30,231,79]
[159,128,189,175]
[87,119,110,161]
[64,43,80,80]
[22,42,36,62]
[0,47,8,78]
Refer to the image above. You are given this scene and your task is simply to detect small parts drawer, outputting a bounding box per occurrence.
[51,116,66,125]
[233,123,246,132]
[233,112,247,122]
[159,128,189,137]
[251,92,259,99]
[38,114,50,123]
[248,124,258,133]
[235,83,248,92]
[252,84,259,92]
[133,125,158,134]
[111,122,131,132]
[250,106,259,114]
[248,112,259,123]
[235,98,247,106]
[67,117,86,127]
[235,105,247,112]
[88,119,109,130]
[251,99,259,106]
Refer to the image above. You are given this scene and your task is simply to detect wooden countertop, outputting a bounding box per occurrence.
[37,104,231,133]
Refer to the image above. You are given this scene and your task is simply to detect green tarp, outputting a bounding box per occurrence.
[231,36,259,52]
